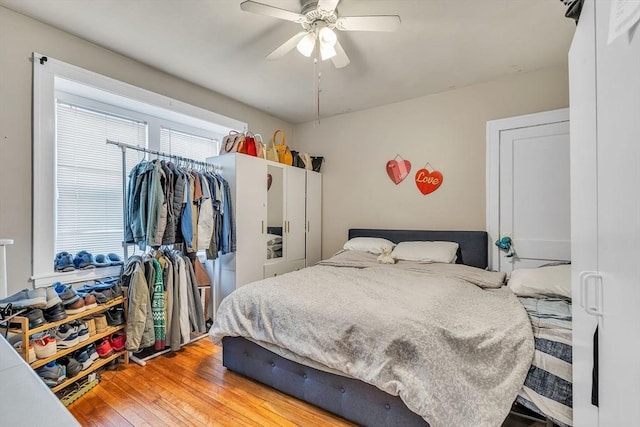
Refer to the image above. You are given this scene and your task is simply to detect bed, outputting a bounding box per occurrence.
[210,229,572,426]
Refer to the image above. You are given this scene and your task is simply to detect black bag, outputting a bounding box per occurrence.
[311,156,324,172]
[291,151,306,169]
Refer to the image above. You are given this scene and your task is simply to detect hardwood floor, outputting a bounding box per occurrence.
[67,339,546,426]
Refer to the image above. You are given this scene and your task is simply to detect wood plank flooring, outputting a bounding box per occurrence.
[67,339,545,427]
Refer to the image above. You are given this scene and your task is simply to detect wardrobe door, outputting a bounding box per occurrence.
[285,166,306,261]
[235,154,267,287]
[568,0,599,425]
[305,171,322,266]
[594,0,640,424]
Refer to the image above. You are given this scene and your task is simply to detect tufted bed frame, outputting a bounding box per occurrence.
[221,229,489,426]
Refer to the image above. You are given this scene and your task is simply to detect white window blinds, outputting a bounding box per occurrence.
[55,102,147,258]
[160,128,219,161]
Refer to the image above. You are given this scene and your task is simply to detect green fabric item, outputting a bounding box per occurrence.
[152,258,166,349]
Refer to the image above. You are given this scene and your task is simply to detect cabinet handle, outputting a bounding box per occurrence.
[307,221,310,232]
[580,271,603,317]
[261,220,264,234]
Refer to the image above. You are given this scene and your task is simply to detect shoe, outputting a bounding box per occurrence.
[85,343,99,362]
[56,323,79,349]
[74,349,93,370]
[95,339,114,358]
[10,337,36,363]
[58,355,83,378]
[77,321,90,342]
[64,297,86,315]
[0,288,47,309]
[36,361,66,387]
[93,314,108,333]
[73,251,96,270]
[109,331,126,351]
[92,254,111,267]
[53,282,80,306]
[105,307,125,326]
[54,251,75,272]
[83,317,96,336]
[43,302,67,322]
[44,286,62,309]
[32,334,57,359]
[106,253,124,266]
[83,293,97,310]
[105,358,120,371]
[23,308,46,328]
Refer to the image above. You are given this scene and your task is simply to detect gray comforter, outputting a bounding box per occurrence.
[210,252,534,427]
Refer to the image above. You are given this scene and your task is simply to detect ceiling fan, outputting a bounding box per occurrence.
[240,0,401,68]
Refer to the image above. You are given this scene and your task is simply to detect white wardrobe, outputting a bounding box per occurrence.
[570,0,640,425]
[208,153,322,299]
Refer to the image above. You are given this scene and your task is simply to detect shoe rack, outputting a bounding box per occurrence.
[8,296,129,393]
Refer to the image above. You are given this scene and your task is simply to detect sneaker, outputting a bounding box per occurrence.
[53,282,80,305]
[109,331,126,351]
[77,321,90,342]
[56,323,79,349]
[58,355,83,378]
[64,297,86,315]
[11,338,36,363]
[83,317,96,336]
[74,349,93,370]
[54,251,75,272]
[95,338,114,358]
[22,308,46,328]
[43,302,67,322]
[36,361,66,387]
[85,343,99,362]
[83,293,97,310]
[32,334,57,359]
[44,286,62,309]
[93,314,108,334]
[105,307,125,326]
[0,288,47,309]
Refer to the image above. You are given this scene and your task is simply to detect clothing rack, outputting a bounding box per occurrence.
[106,139,220,366]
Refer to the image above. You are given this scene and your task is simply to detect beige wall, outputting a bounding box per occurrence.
[0,6,293,294]
[293,65,569,258]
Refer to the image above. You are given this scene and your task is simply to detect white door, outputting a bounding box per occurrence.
[488,110,571,272]
[305,171,322,266]
[569,0,599,425]
[285,167,306,261]
[594,0,640,424]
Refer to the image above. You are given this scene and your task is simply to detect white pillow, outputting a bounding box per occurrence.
[343,237,395,255]
[508,264,571,298]
[390,241,459,263]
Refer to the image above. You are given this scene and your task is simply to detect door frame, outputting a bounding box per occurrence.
[486,108,569,271]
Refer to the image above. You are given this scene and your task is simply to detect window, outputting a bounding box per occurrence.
[33,54,246,286]
[55,102,146,258]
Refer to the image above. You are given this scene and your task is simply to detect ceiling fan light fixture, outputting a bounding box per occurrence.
[296,32,316,57]
[320,43,337,60]
[318,26,337,47]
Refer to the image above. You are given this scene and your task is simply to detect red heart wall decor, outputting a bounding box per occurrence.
[386,158,412,185]
[415,168,443,195]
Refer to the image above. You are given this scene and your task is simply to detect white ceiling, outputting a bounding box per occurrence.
[1,0,576,124]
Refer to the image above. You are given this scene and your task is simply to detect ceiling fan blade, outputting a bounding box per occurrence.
[331,40,350,68]
[240,1,305,23]
[336,15,401,32]
[317,0,340,13]
[266,31,309,60]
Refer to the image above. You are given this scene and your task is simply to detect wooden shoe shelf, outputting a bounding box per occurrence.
[8,295,129,393]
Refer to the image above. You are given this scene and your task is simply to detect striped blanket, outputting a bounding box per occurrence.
[516,297,573,427]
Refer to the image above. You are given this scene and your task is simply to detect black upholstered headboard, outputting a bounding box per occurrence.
[348,229,488,270]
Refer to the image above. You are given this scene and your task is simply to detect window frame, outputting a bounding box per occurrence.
[33,53,246,287]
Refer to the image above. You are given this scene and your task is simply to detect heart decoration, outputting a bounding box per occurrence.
[415,167,443,195]
[267,173,272,191]
[386,156,412,185]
